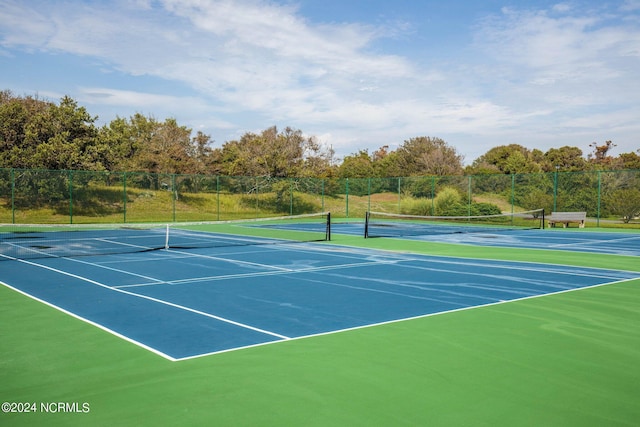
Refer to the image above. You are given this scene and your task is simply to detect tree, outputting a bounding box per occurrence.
[543,146,586,172]
[338,150,375,178]
[613,151,640,170]
[503,150,529,174]
[369,146,401,178]
[262,126,305,177]
[97,114,217,175]
[588,140,616,167]
[0,93,104,170]
[0,92,34,167]
[97,116,138,172]
[299,136,335,178]
[192,131,217,175]
[215,126,332,178]
[395,137,464,176]
[605,189,640,223]
[6,89,640,179]
[470,144,542,174]
[135,118,194,174]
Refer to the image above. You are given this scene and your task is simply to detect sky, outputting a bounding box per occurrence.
[1,0,639,164]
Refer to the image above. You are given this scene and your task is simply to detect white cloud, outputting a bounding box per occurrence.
[0,0,638,160]
[77,86,237,131]
[470,5,640,147]
[552,3,573,13]
[79,87,198,108]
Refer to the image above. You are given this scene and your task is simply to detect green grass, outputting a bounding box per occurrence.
[1,233,640,426]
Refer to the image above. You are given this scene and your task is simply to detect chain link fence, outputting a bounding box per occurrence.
[1,168,639,227]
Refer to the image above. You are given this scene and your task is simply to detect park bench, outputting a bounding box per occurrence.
[548,212,586,228]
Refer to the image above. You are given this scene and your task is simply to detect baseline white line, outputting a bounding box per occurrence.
[0,279,177,361]
[3,256,291,341]
[176,276,640,361]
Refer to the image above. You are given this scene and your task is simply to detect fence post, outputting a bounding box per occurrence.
[345,178,349,218]
[68,170,74,224]
[216,175,220,221]
[321,179,325,213]
[367,178,371,213]
[172,174,176,222]
[553,167,559,212]
[597,171,601,227]
[10,168,15,224]
[511,174,515,214]
[467,175,472,216]
[290,178,293,216]
[123,172,127,223]
[431,176,436,215]
[397,177,401,214]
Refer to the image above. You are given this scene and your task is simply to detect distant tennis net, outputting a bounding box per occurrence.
[364,209,544,238]
[0,212,331,261]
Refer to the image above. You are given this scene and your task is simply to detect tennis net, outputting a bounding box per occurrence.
[364,209,544,238]
[0,212,331,261]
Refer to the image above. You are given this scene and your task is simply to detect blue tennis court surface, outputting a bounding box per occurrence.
[2,237,638,361]
[333,222,640,256]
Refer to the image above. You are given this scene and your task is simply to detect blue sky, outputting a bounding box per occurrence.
[1,0,639,164]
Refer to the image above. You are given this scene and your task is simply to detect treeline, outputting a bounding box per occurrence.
[1,90,639,177]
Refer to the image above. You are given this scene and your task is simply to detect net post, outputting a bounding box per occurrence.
[165,224,170,250]
[364,211,370,238]
[326,212,331,241]
[541,209,545,230]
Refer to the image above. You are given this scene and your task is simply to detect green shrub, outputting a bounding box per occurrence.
[471,202,502,216]
[605,189,640,223]
[434,187,462,215]
[400,197,432,216]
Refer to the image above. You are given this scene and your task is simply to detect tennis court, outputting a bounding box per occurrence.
[2,215,640,426]
[3,234,637,361]
[335,212,640,256]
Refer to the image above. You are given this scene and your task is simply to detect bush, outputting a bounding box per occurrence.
[434,187,462,215]
[471,202,502,216]
[516,187,553,214]
[400,197,432,216]
[605,189,640,223]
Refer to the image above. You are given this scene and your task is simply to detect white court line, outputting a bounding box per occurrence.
[116,259,401,289]
[176,276,640,361]
[3,237,159,259]
[16,246,298,289]
[121,248,294,272]
[395,256,634,280]
[1,255,291,342]
[0,279,177,361]
[4,245,639,362]
[548,234,640,248]
[63,256,165,283]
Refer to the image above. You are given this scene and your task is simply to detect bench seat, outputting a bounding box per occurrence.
[548,212,586,228]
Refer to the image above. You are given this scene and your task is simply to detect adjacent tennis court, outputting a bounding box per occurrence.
[2,214,640,426]
[335,212,640,256]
